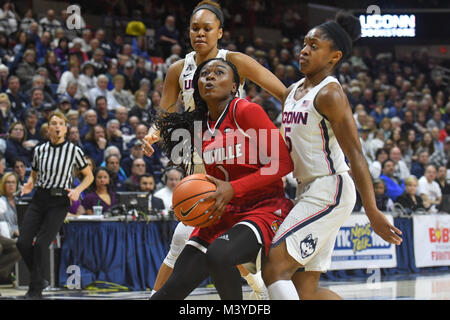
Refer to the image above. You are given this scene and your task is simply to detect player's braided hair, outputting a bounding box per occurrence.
[154,58,240,174]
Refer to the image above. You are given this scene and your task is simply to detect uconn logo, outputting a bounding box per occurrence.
[282,111,309,125]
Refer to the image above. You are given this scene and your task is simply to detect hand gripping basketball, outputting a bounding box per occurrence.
[200,175,235,222]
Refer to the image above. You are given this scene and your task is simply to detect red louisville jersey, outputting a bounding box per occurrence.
[200,97,293,206]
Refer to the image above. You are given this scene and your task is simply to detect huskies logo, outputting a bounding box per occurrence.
[271,220,282,233]
[300,234,318,259]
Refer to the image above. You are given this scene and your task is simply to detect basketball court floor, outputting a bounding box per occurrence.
[1,272,449,300]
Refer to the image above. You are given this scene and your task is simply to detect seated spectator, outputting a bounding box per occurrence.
[411,150,429,179]
[154,167,184,211]
[389,146,410,181]
[105,119,124,155]
[129,90,153,127]
[124,158,147,192]
[59,81,79,110]
[416,131,435,159]
[0,93,15,133]
[35,31,52,64]
[94,96,115,127]
[4,122,32,167]
[23,74,55,106]
[15,49,38,85]
[83,124,110,167]
[38,9,61,37]
[54,36,69,64]
[429,136,450,169]
[5,76,27,119]
[156,15,180,59]
[67,125,84,150]
[395,176,427,214]
[373,179,394,212]
[86,75,117,111]
[418,165,442,213]
[22,108,40,149]
[436,165,450,196]
[81,167,117,215]
[114,106,133,137]
[138,174,165,213]
[110,75,134,110]
[88,48,108,76]
[42,51,62,84]
[79,109,98,141]
[121,140,154,177]
[369,148,389,179]
[58,62,83,100]
[105,154,126,192]
[379,159,405,201]
[426,109,445,131]
[55,95,73,115]
[78,61,97,98]
[12,158,28,188]
[0,172,20,239]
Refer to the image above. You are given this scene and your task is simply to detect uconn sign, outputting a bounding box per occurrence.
[359,14,416,38]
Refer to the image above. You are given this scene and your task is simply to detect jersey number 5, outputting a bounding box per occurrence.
[284,127,292,153]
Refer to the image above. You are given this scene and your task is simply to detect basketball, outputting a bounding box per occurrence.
[172,173,218,228]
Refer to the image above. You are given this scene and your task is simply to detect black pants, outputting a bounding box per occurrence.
[151,224,261,300]
[0,235,20,281]
[16,188,69,291]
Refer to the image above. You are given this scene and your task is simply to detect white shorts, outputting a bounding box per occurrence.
[272,172,356,272]
[163,222,194,268]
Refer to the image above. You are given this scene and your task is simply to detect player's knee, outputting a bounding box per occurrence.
[206,242,231,269]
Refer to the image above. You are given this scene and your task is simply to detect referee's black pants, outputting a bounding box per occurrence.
[16,188,69,292]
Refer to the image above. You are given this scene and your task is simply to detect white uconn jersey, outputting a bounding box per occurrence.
[178,49,244,110]
[282,76,349,184]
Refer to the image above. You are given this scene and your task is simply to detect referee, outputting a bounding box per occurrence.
[17,111,94,299]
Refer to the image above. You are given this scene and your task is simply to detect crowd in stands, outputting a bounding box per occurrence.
[0,2,448,221]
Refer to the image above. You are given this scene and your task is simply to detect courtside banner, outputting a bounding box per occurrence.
[329,214,397,270]
[413,215,450,268]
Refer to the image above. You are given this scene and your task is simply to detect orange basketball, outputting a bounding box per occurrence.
[172,173,218,228]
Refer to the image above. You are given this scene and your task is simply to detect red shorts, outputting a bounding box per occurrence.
[189,197,294,257]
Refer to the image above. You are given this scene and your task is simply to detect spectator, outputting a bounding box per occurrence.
[436,165,450,196]
[154,167,184,211]
[94,29,113,59]
[0,2,20,36]
[88,48,108,76]
[110,74,134,110]
[67,125,84,150]
[78,61,97,97]
[157,15,180,59]
[379,159,405,201]
[429,136,450,168]
[0,155,5,179]
[418,165,442,213]
[42,51,62,84]
[19,8,35,33]
[373,179,394,212]
[22,108,40,148]
[114,106,132,137]
[58,62,83,99]
[4,122,31,167]
[122,60,140,93]
[427,108,445,131]
[5,76,27,120]
[395,176,427,214]
[411,150,429,178]
[0,172,19,238]
[81,167,117,215]
[124,158,147,191]
[94,96,115,127]
[138,173,165,213]
[389,146,410,181]
[83,124,109,167]
[15,49,38,85]
[54,37,69,63]
[105,154,126,192]
[129,89,153,125]
[369,148,389,179]
[35,31,52,64]
[86,75,117,110]
[12,158,27,189]
[105,119,124,155]
[0,93,15,133]
[416,131,435,158]
[38,9,61,37]
[79,109,98,141]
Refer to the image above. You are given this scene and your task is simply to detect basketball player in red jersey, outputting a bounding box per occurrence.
[144,0,287,298]
[150,58,293,300]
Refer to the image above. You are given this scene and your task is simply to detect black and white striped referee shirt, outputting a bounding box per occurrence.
[31,140,88,189]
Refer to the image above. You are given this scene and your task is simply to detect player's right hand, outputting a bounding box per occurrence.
[142,133,160,157]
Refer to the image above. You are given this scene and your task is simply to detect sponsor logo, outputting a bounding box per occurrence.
[180,201,200,217]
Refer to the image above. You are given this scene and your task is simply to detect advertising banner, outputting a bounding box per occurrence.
[330,214,397,270]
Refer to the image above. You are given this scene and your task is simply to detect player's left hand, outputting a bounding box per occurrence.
[201,175,235,220]
[368,208,402,245]
[66,188,81,202]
